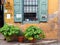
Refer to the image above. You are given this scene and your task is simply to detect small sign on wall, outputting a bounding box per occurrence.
[4,9,8,13]
[6,14,11,19]
[16,14,22,18]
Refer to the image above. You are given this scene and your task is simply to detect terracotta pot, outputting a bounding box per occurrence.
[18,36,24,42]
[30,38,36,43]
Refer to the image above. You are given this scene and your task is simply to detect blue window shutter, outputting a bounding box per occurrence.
[37,0,48,22]
[14,0,24,22]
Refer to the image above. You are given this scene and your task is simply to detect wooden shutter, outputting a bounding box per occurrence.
[37,0,48,22]
[14,0,24,22]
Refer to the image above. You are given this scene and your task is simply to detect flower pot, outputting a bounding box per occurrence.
[5,35,18,42]
[30,38,36,43]
[18,36,24,43]
[6,37,13,42]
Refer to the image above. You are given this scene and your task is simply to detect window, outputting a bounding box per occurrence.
[14,0,48,23]
[24,0,38,21]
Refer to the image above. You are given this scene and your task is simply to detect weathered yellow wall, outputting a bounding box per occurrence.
[48,0,58,14]
[4,0,58,39]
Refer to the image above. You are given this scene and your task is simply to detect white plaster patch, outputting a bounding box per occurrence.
[48,11,58,20]
[54,11,58,14]
[48,14,58,20]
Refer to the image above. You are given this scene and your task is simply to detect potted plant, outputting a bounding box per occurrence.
[8,25,20,41]
[0,24,10,41]
[18,30,24,43]
[24,25,45,43]
[0,24,20,42]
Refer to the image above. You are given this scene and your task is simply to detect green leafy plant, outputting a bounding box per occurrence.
[24,25,45,40]
[0,24,9,35]
[0,24,20,36]
[0,24,21,41]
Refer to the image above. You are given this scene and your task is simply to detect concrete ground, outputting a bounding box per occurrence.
[0,39,58,45]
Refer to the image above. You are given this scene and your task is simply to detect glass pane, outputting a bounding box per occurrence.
[24,0,38,13]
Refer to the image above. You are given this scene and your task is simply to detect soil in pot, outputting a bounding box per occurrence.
[18,36,24,43]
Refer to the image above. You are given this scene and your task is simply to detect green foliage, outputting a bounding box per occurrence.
[0,24,20,37]
[24,25,45,40]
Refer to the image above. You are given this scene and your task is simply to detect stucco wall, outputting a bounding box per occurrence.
[4,0,58,39]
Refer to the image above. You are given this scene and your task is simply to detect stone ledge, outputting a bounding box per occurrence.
[0,40,58,45]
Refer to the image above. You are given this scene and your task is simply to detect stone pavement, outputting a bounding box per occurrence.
[0,39,58,45]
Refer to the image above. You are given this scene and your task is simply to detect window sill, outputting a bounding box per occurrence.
[23,21,39,24]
